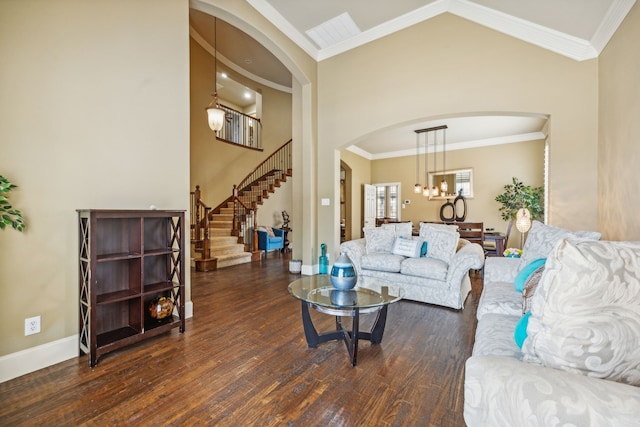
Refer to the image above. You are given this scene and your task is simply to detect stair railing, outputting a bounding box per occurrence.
[237,140,292,198]
[230,185,259,255]
[217,104,262,151]
[190,185,211,259]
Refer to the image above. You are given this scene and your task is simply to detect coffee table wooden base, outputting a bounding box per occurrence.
[300,301,388,366]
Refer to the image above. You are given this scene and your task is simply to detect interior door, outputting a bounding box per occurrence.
[363,184,376,231]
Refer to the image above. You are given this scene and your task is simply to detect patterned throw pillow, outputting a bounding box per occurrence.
[418,222,458,237]
[391,237,422,258]
[364,227,396,253]
[518,221,601,273]
[422,226,459,265]
[381,222,413,239]
[523,239,640,386]
[521,265,545,314]
[514,258,546,292]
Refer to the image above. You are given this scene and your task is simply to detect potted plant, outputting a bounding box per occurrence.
[1,175,26,232]
[495,177,544,222]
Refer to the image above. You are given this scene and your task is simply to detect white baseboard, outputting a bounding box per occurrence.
[301,264,316,275]
[0,335,78,383]
[0,300,194,383]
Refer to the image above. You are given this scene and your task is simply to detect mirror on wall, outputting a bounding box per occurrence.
[428,168,474,199]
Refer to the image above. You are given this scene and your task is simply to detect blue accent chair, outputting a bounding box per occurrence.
[256,227,284,254]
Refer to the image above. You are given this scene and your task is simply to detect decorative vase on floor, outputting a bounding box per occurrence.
[330,253,357,290]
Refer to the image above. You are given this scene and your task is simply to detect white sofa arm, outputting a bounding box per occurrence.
[339,239,366,275]
[484,257,520,284]
[465,356,640,426]
[446,241,485,286]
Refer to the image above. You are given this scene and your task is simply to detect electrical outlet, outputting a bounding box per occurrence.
[25,316,41,336]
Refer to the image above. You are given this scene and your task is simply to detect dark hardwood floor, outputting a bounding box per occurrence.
[0,253,482,426]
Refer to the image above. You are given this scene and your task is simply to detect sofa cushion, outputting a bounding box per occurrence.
[391,236,422,258]
[472,313,523,359]
[400,257,448,281]
[364,227,396,253]
[361,253,405,273]
[422,227,460,265]
[518,221,601,272]
[523,239,640,386]
[477,281,522,320]
[381,222,413,239]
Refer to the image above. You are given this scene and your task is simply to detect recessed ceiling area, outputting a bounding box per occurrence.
[347,114,548,160]
[190,1,634,158]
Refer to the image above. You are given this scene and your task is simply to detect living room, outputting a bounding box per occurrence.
[2,0,639,423]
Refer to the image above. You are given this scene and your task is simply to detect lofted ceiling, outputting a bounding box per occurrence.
[190,0,635,158]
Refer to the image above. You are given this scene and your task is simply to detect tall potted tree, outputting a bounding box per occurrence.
[495,177,544,222]
[1,175,26,232]
[495,177,543,250]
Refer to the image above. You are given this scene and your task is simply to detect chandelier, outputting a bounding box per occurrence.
[414,125,448,198]
[205,17,225,132]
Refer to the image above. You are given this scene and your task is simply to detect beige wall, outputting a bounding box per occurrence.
[599,2,640,240]
[319,13,598,260]
[0,0,190,357]
[0,0,317,379]
[370,141,545,248]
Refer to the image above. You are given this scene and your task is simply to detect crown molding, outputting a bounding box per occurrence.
[249,0,636,62]
[352,131,546,160]
[449,0,598,61]
[590,0,636,53]
[246,0,321,60]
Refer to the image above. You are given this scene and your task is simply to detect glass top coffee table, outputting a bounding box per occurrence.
[288,275,403,366]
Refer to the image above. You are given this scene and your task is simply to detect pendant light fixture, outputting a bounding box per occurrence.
[205,17,225,132]
[423,131,429,196]
[440,127,448,194]
[414,132,422,193]
[414,125,449,198]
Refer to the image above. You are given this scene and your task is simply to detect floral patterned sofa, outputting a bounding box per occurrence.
[339,222,485,309]
[464,221,640,426]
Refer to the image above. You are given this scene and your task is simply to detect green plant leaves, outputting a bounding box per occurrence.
[495,177,544,222]
[0,175,26,232]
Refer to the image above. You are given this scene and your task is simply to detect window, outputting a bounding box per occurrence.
[374,183,401,220]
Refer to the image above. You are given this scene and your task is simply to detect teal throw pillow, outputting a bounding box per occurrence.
[514,311,531,348]
[420,241,428,257]
[514,258,546,292]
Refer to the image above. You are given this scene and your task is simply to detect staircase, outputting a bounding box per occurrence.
[191,140,292,271]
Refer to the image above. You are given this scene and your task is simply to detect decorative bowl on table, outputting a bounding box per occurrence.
[330,253,357,290]
[148,297,174,320]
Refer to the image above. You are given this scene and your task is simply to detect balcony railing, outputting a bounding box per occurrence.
[217,104,262,151]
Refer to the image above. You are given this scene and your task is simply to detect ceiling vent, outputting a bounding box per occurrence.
[306,12,361,49]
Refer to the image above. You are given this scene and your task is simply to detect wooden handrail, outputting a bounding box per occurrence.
[237,140,291,192]
[190,185,212,259]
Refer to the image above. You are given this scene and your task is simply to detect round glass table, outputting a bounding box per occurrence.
[288,275,403,366]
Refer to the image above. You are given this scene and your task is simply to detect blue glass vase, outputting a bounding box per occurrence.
[330,253,357,290]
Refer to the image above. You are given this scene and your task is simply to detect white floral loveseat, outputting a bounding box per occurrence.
[339,222,485,309]
[464,221,640,426]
